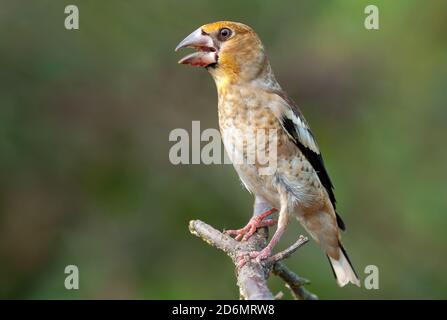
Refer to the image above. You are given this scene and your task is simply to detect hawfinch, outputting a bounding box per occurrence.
[176,21,360,287]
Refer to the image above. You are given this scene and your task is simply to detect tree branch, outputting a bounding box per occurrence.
[188,219,318,300]
[272,262,318,300]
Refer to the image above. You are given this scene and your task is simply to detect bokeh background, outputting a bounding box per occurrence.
[1,0,446,299]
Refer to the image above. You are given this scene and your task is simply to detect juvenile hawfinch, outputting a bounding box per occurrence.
[176,21,360,287]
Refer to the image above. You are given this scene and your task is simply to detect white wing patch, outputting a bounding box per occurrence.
[263,89,319,154]
[284,109,320,154]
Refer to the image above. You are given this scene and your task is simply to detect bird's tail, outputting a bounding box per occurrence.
[327,244,360,287]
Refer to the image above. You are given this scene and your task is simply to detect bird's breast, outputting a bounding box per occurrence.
[215,85,327,210]
[216,86,295,205]
[218,87,282,160]
[218,86,295,160]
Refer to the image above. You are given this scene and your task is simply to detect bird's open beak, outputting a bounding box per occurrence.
[175,27,218,67]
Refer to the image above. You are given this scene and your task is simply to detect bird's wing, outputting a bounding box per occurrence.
[267,89,345,231]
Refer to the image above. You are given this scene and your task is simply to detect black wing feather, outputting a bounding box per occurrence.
[281,116,346,231]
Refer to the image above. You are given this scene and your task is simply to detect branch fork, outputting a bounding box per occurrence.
[188,220,318,300]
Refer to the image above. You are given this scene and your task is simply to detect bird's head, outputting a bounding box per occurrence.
[175,21,269,85]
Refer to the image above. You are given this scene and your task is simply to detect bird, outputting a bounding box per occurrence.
[175,21,360,287]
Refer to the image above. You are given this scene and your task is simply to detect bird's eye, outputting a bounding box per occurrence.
[217,28,232,41]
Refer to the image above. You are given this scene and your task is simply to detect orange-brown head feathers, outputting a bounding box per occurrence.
[176,21,269,86]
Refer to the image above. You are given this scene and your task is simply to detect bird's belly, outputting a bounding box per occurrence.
[230,155,322,210]
[233,161,281,207]
[222,127,325,210]
[217,92,324,210]
[220,125,279,205]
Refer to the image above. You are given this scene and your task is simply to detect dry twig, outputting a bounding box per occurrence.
[188,219,318,300]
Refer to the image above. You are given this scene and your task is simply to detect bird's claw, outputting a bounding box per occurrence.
[225,209,277,242]
[249,247,272,263]
[235,252,250,271]
[235,247,272,273]
[225,223,253,241]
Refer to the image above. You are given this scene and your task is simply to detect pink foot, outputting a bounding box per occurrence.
[235,247,273,271]
[225,208,277,241]
[234,224,286,272]
[249,247,272,262]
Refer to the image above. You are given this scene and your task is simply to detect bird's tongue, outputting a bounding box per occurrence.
[178,51,216,67]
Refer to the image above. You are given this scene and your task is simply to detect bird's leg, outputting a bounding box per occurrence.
[249,224,287,262]
[225,208,277,241]
[236,222,288,270]
[237,193,290,268]
[225,196,277,241]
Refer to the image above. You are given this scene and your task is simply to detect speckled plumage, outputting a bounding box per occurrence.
[176,21,360,287]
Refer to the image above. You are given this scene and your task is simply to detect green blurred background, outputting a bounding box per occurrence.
[0,0,446,299]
